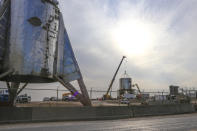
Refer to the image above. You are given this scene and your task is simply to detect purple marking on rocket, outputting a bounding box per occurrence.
[69,91,79,100]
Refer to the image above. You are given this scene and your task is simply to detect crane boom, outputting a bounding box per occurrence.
[103,56,126,99]
[134,83,141,94]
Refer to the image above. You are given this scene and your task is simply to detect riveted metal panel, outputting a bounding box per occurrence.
[0,0,81,83]
[2,0,59,82]
[0,0,10,71]
[56,13,81,82]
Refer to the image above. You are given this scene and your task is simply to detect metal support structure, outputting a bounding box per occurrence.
[77,78,91,105]
[16,83,28,95]
[0,0,10,17]
[5,81,27,106]
[7,82,20,106]
[0,69,22,106]
[133,83,141,94]
[0,69,14,79]
[6,81,11,90]
[54,75,92,106]
[0,0,92,107]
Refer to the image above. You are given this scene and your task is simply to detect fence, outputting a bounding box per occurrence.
[0,87,169,101]
[0,87,197,102]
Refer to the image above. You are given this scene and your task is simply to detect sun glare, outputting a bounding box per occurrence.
[111,19,156,56]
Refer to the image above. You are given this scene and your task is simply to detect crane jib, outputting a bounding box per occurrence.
[105,56,126,97]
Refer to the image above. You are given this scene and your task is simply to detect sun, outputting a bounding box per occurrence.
[111,19,156,56]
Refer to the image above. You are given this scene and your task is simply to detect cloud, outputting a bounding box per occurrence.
[59,0,197,91]
[1,0,197,100]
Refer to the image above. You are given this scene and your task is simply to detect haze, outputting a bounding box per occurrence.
[1,0,197,100]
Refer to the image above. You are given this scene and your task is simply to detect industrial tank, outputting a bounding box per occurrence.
[119,78,132,90]
[0,0,81,83]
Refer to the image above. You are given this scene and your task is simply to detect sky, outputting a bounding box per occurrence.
[58,0,197,90]
[1,0,197,100]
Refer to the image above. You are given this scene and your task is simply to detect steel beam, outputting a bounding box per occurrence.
[78,78,92,106]
[17,83,28,95]
[0,69,14,79]
[7,82,20,106]
[54,75,92,106]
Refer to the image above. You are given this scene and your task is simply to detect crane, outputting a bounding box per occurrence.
[133,83,141,94]
[133,83,149,105]
[103,56,126,100]
[133,83,144,100]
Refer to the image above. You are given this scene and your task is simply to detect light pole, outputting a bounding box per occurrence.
[57,85,59,102]
[90,88,92,100]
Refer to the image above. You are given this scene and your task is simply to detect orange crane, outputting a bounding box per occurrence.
[103,56,126,100]
[62,93,71,98]
[133,83,143,99]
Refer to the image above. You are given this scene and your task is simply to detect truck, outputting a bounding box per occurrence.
[16,94,31,103]
[0,89,9,106]
[0,89,9,102]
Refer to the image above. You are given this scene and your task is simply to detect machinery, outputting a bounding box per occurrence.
[62,92,71,101]
[16,94,31,103]
[133,84,142,99]
[118,72,134,99]
[132,83,148,105]
[118,80,142,99]
[103,56,126,100]
[118,79,148,105]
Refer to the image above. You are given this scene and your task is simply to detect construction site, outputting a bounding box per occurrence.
[0,0,197,128]
[0,55,195,108]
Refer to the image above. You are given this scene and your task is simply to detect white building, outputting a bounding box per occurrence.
[0,89,8,95]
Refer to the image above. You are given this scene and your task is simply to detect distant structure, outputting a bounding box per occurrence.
[119,78,132,90]
[117,71,135,99]
[118,77,132,98]
[169,85,179,96]
[0,0,91,106]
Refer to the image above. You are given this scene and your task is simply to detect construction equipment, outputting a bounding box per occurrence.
[103,56,126,100]
[62,93,71,97]
[133,83,142,99]
[117,72,133,99]
[132,83,149,105]
[62,92,71,101]
[16,94,31,103]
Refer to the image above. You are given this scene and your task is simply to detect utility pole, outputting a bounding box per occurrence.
[162,90,164,104]
[57,85,59,101]
[90,88,92,99]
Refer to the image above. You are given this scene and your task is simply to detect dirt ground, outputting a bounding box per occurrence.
[16,100,130,107]
[14,99,197,107]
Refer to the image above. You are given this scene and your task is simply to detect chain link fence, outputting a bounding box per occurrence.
[0,87,197,102]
